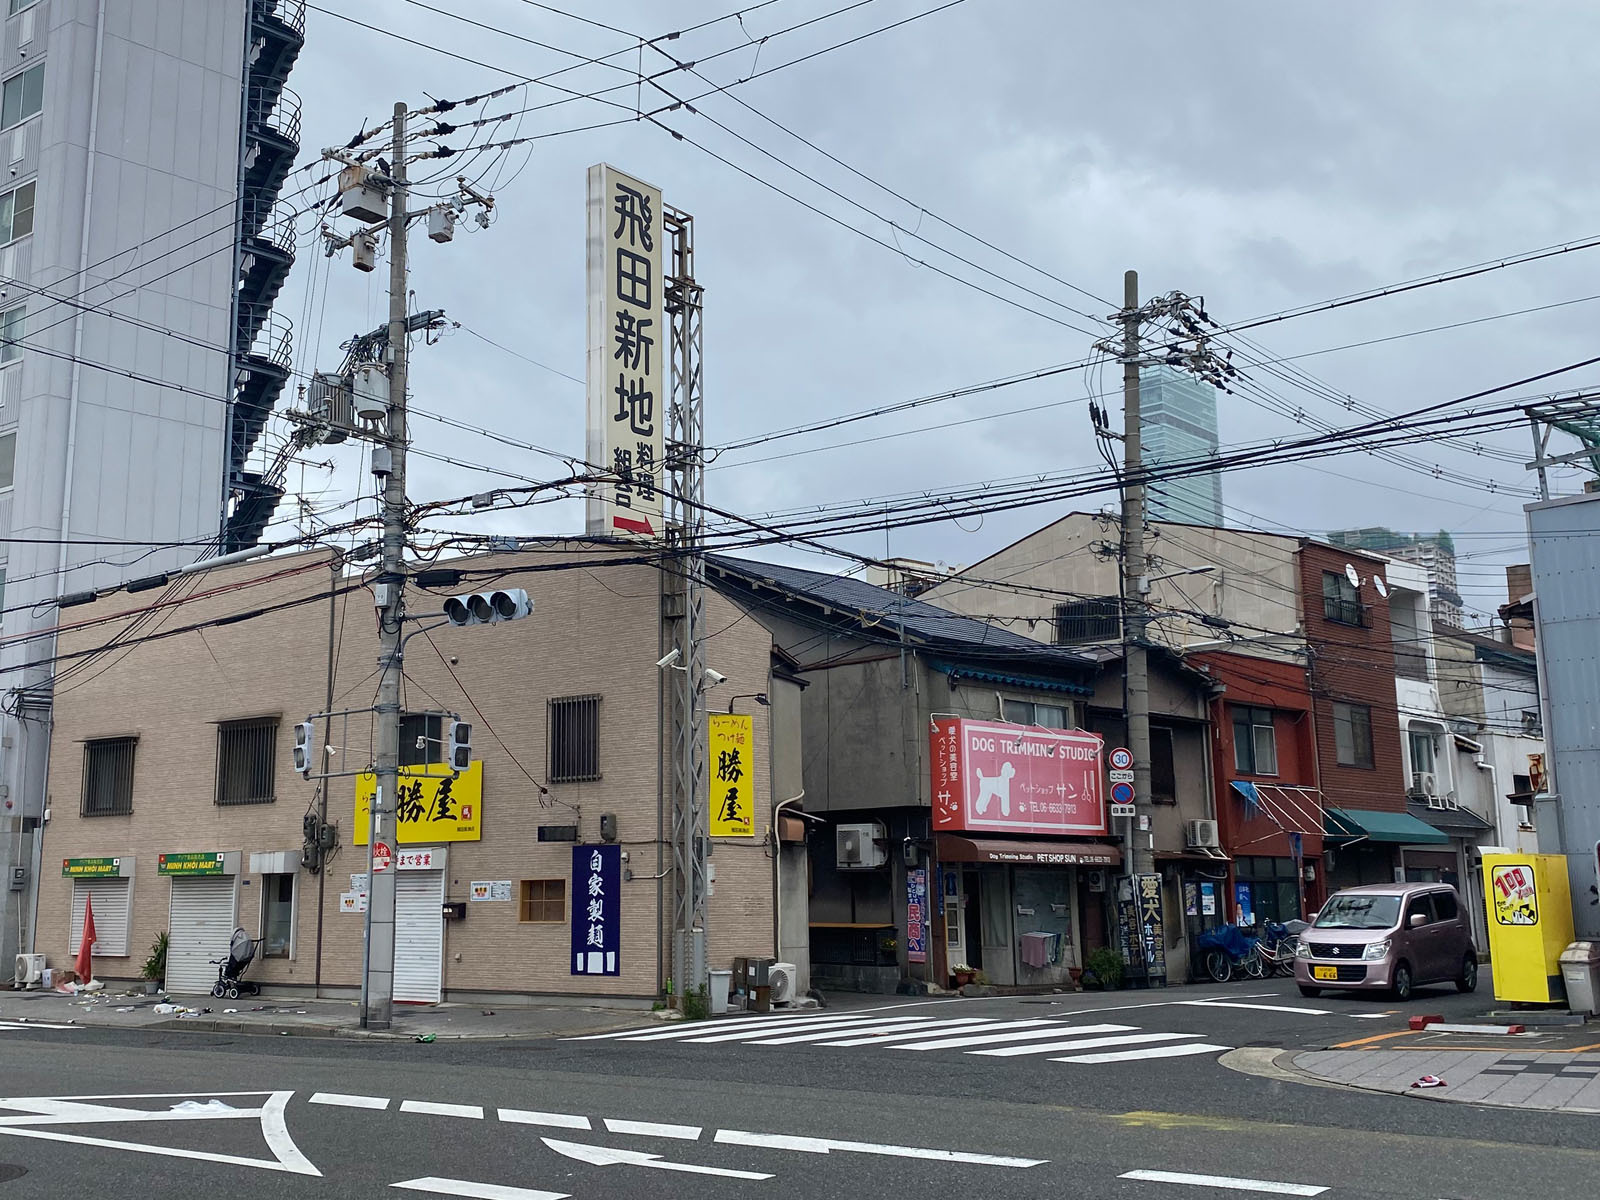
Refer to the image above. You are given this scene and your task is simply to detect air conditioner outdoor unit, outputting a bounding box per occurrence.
[835,822,888,869]
[1185,819,1220,850]
[768,961,798,1005]
[1409,772,1438,799]
[13,953,44,989]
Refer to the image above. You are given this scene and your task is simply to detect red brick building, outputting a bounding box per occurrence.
[1297,540,1432,889]
[1193,651,1324,925]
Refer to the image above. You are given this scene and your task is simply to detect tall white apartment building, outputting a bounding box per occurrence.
[0,0,304,968]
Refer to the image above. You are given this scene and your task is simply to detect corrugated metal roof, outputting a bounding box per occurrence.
[707,555,1095,668]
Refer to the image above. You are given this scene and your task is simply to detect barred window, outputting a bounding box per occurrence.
[1054,598,1120,644]
[82,737,136,816]
[548,695,601,782]
[216,718,278,806]
[400,712,443,767]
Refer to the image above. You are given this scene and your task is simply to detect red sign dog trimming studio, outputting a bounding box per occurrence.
[931,718,1107,836]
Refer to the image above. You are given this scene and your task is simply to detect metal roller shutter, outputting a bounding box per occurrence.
[70,879,131,957]
[165,876,239,994]
[394,870,444,1003]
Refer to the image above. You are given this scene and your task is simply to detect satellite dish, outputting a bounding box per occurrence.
[1344,563,1360,589]
[1374,576,1389,598]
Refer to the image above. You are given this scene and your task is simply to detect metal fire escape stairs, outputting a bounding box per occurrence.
[223,0,306,553]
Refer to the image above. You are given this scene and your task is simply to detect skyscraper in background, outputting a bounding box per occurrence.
[1139,365,1224,527]
[1326,528,1464,629]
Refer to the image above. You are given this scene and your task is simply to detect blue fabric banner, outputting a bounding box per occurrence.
[571,844,621,977]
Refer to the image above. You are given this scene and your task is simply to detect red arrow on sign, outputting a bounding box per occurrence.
[613,514,655,536]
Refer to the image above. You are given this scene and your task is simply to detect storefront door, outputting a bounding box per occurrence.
[166,875,239,994]
[395,869,445,1003]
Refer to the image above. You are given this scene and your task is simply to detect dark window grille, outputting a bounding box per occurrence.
[1150,726,1177,803]
[549,695,601,782]
[1053,598,1121,644]
[400,713,443,768]
[216,718,278,806]
[82,737,136,816]
[1322,571,1365,626]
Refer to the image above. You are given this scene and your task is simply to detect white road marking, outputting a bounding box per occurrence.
[542,1137,773,1179]
[1348,1013,1392,1019]
[745,1018,997,1046]
[970,1031,1195,1057]
[714,1128,1045,1168]
[1181,1001,1331,1016]
[603,1118,701,1140]
[0,1090,320,1176]
[0,1020,79,1031]
[1055,1042,1232,1064]
[815,1018,1028,1047]
[400,1100,484,1119]
[392,1177,569,1200]
[310,1092,390,1110]
[891,1022,1137,1052]
[1119,1168,1327,1195]
[682,1015,931,1044]
[499,1109,591,1130]
[568,1012,875,1041]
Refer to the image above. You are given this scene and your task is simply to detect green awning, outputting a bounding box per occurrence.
[1325,806,1450,846]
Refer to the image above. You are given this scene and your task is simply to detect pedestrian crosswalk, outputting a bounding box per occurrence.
[568,1010,1232,1066]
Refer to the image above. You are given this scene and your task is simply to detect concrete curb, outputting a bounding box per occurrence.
[1225,1046,1600,1117]
[123,1013,661,1042]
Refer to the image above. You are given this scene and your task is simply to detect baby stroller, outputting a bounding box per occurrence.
[210,928,262,999]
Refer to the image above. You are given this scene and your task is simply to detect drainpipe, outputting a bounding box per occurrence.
[772,790,805,968]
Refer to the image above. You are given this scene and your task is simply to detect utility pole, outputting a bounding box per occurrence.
[1119,269,1154,880]
[363,101,410,1031]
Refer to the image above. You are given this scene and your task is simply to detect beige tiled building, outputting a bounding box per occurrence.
[33,543,802,1003]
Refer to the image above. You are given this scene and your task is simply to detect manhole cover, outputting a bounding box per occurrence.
[0,1164,27,1183]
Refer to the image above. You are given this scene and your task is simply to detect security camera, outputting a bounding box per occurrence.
[655,648,681,669]
[702,668,727,688]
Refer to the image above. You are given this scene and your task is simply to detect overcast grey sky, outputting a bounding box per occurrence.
[272,0,1600,624]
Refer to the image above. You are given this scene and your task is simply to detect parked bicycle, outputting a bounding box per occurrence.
[1254,920,1308,978]
[1197,920,1308,982]
[1195,923,1261,982]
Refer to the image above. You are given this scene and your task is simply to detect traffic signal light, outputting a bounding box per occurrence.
[292,721,316,777]
[442,588,533,626]
[446,719,472,773]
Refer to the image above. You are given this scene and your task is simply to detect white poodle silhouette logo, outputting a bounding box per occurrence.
[973,762,1017,817]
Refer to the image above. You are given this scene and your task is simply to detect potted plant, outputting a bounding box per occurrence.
[140,932,168,995]
[951,962,975,987]
[1084,946,1125,991]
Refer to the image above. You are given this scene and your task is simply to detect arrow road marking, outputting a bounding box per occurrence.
[392,1178,570,1200]
[1119,1169,1327,1195]
[541,1136,774,1180]
[713,1129,1045,1168]
[0,1091,319,1176]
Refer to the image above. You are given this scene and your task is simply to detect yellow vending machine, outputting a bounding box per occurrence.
[1482,853,1574,1004]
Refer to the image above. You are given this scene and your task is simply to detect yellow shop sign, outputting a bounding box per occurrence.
[355,762,483,844]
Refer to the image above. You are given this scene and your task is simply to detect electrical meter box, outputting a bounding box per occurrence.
[1482,852,1574,1003]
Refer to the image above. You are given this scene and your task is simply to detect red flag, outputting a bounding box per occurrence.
[74,894,96,983]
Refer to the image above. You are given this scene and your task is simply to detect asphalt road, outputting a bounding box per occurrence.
[0,976,1593,1199]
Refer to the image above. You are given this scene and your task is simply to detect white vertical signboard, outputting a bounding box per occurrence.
[587,164,665,540]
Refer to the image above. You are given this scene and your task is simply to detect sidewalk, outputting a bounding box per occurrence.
[1294,1045,1600,1114]
[0,986,659,1041]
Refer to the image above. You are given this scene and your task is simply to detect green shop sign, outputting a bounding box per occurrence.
[158,852,228,877]
[62,857,121,878]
